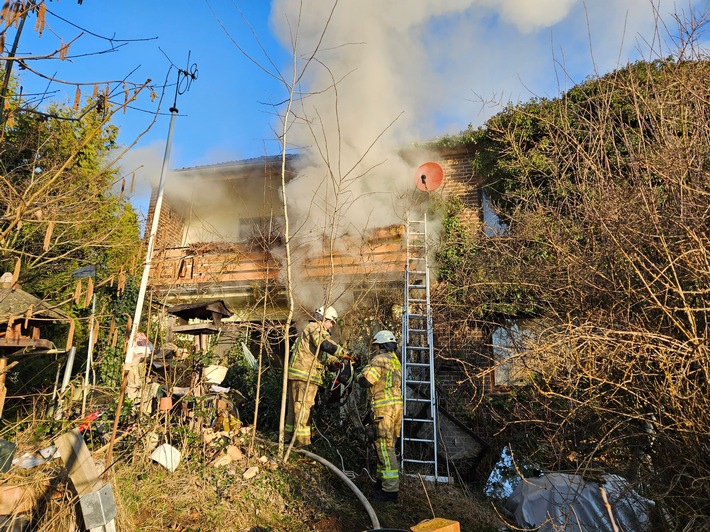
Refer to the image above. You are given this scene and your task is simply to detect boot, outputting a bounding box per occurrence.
[371,489,398,503]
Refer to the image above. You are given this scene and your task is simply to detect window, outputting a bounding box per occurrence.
[491,321,533,386]
[482,190,507,237]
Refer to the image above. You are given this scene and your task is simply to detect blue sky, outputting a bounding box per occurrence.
[16,1,287,164]
[10,0,710,220]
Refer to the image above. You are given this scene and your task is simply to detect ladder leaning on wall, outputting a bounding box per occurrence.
[400,214,449,483]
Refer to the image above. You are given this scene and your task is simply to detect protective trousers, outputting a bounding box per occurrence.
[285,379,318,445]
[374,403,403,493]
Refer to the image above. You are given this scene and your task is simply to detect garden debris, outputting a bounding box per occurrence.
[0,484,35,514]
[242,466,258,480]
[13,453,47,469]
[505,472,655,531]
[38,444,59,460]
[0,438,16,472]
[150,443,181,473]
[410,517,461,531]
[78,483,117,530]
[54,428,117,530]
[226,445,243,462]
[210,454,232,468]
[202,428,229,445]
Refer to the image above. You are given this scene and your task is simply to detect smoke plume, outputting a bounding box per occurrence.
[267,0,680,311]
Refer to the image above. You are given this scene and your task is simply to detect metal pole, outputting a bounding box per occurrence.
[81,294,97,418]
[107,106,178,470]
[125,106,178,364]
[60,347,77,394]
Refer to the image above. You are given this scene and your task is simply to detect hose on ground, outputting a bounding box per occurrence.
[296,448,381,530]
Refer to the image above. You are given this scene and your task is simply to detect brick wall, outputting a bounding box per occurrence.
[145,189,185,249]
[437,147,483,229]
[429,148,494,402]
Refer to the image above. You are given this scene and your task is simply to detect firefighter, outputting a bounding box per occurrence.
[286,305,348,446]
[357,330,403,503]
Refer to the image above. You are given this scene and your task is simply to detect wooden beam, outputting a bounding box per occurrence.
[55,429,104,496]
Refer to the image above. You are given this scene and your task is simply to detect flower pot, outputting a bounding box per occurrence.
[159,397,173,411]
[202,364,228,385]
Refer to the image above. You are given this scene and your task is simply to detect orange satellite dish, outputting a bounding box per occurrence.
[415,162,444,191]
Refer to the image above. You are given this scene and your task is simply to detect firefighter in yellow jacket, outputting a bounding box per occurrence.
[357,330,403,503]
[286,305,348,446]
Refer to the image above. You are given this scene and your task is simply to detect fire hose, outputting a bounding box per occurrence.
[296,449,381,530]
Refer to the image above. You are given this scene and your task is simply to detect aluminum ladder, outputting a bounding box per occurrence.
[400,214,449,483]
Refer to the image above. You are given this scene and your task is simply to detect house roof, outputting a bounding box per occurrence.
[0,286,69,324]
[173,153,299,173]
[166,299,233,321]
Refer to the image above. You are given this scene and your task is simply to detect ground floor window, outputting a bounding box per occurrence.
[491,321,533,387]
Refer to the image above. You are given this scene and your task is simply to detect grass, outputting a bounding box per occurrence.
[1,405,503,531]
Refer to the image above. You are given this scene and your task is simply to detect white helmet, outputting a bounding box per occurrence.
[372,330,396,344]
[315,305,338,321]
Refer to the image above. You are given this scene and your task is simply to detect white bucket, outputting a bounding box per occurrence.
[202,365,228,385]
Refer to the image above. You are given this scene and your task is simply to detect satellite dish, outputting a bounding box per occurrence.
[415,162,444,192]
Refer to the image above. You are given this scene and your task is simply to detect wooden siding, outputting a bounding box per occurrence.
[150,225,407,295]
[151,246,280,287]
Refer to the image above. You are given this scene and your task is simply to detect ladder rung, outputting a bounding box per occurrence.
[403,474,451,484]
[406,398,432,403]
[402,458,436,465]
[404,437,435,444]
[405,347,430,352]
[403,417,433,423]
[406,380,431,385]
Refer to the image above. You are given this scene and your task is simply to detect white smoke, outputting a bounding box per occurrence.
[267,0,685,309]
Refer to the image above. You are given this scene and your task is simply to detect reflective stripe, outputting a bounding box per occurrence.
[285,424,294,432]
[288,366,322,384]
[363,367,381,382]
[379,439,390,471]
[373,397,403,409]
[381,469,399,479]
[363,351,402,410]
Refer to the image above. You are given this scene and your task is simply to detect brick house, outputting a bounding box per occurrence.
[145,147,493,464]
[146,148,483,317]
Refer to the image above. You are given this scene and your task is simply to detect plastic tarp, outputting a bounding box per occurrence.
[505,473,655,531]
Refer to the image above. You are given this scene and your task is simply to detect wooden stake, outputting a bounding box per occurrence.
[0,358,7,418]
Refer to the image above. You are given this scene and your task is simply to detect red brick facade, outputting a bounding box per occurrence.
[438,147,483,227]
[145,188,185,249]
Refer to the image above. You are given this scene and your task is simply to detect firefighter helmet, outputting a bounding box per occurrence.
[315,306,338,321]
[372,330,396,344]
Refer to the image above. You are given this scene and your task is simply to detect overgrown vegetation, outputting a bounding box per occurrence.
[436,35,710,530]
